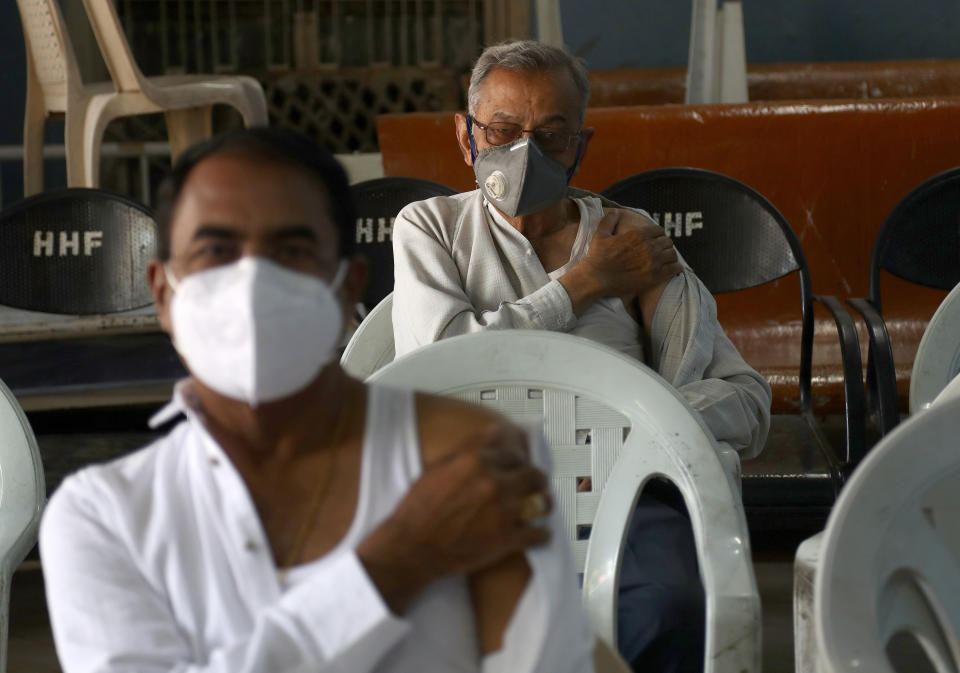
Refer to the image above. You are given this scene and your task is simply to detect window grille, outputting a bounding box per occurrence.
[116,1,485,74]
[110,1,501,152]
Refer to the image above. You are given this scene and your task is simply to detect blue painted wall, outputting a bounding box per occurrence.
[560,0,960,69]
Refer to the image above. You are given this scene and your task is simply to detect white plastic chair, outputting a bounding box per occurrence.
[793,531,827,673]
[815,394,960,673]
[341,292,396,380]
[910,281,960,414]
[795,281,960,673]
[342,292,744,488]
[367,330,760,672]
[0,378,45,673]
[930,371,960,408]
[16,0,268,196]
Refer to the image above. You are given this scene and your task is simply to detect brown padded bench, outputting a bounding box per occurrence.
[459,59,960,110]
[586,59,960,107]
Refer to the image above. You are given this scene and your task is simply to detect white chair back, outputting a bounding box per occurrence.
[341,292,743,487]
[816,394,960,673]
[16,0,81,109]
[0,378,45,673]
[17,0,268,195]
[931,371,960,408]
[910,281,960,414]
[341,292,396,380]
[368,330,758,672]
[81,0,146,92]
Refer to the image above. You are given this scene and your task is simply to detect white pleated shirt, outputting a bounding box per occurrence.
[391,189,772,458]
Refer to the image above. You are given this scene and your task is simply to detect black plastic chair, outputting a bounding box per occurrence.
[846,167,960,438]
[350,177,458,312]
[0,188,181,493]
[0,188,179,405]
[601,167,865,527]
[0,188,157,314]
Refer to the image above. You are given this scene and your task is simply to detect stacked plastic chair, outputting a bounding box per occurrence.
[16,0,268,195]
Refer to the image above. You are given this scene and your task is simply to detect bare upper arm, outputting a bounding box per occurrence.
[468,552,532,654]
[414,392,535,654]
[606,207,674,328]
[415,392,527,466]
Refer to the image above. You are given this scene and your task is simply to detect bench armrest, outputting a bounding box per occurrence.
[813,295,866,467]
[845,297,899,437]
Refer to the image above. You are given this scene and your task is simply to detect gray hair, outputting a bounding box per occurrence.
[467,40,590,124]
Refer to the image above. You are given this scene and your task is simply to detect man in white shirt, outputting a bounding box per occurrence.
[391,41,772,672]
[39,127,603,673]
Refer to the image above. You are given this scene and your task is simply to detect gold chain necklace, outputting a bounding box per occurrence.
[277,386,355,586]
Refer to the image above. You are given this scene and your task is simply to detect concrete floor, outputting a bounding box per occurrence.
[7,557,799,673]
[755,560,796,673]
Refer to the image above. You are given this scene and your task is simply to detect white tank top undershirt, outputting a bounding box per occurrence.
[282,385,480,671]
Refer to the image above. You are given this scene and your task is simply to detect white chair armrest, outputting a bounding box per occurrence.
[794,532,825,673]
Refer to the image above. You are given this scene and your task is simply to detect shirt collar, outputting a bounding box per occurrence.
[148,378,200,429]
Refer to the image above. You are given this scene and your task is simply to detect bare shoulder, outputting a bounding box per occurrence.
[607,206,659,233]
[414,392,526,467]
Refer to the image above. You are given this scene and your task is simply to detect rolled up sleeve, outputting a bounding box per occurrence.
[649,268,772,459]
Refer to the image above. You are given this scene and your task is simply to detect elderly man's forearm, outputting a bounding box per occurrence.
[558,264,605,317]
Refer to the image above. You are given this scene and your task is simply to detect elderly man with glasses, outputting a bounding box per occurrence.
[391,40,771,672]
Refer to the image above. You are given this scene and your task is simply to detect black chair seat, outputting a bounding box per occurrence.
[742,414,841,530]
[0,188,170,496]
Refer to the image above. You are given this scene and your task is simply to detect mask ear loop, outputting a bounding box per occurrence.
[163,263,181,293]
[466,115,479,163]
[331,259,349,290]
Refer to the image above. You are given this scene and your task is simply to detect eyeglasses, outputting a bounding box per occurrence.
[469,116,581,154]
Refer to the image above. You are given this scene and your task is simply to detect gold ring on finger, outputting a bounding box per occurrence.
[519,492,549,522]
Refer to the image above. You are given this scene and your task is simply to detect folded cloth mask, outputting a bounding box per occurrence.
[165,256,347,406]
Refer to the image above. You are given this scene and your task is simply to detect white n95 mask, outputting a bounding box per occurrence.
[166,257,347,406]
